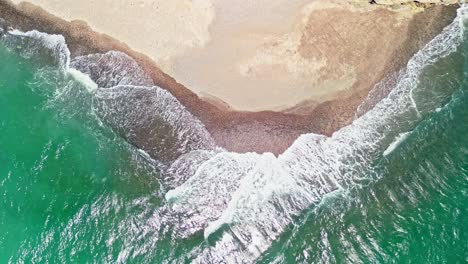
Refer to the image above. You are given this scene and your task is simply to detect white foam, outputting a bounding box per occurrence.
[67,68,98,91]
[70,51,154,88]
[167,7,467,262]
[0,29,216,180]
[383,132,411,157]
[93,85,216,165]
[3,29,70,71]
[2,8,466,261]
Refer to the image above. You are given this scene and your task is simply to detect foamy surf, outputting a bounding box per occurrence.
[1,29,70,71]
[1,5,467,262]
[166,6,467,262]
[67,68,98,92]
[383,132,411,157]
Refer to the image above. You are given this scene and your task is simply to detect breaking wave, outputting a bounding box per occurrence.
[1,5,467,263]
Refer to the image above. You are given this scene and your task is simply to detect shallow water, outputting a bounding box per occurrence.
[0,7,468,264]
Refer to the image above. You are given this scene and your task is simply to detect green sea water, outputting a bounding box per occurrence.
[0,44,164,262]
[0,18,468,264]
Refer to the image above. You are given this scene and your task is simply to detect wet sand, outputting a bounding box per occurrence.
[0,0,458,154]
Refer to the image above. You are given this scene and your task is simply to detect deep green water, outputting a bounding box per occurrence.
[0,19,467,264]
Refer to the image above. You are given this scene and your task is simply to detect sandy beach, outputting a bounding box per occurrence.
[0,0,458,153]
[6,0,216,67]
[5,0,455,111]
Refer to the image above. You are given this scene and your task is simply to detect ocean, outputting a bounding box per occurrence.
[0,7,467,264]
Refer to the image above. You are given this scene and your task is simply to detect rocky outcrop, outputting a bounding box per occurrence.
[368,0,459,8]
[374,0,458,3]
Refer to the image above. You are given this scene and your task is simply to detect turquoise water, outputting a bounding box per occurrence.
[0,43,163,262]
[260,77,468,263]
[257,33,468,263]
[0,13,467,263]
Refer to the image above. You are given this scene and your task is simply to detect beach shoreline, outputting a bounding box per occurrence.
[0,0,458,154]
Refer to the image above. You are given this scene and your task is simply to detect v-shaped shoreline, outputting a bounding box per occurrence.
[0,0,457,154]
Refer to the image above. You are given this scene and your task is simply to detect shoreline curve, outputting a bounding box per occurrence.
[0,0,458,154]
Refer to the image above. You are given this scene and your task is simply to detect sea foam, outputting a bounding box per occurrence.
[166,7,466,262]
[1,6,466,262]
